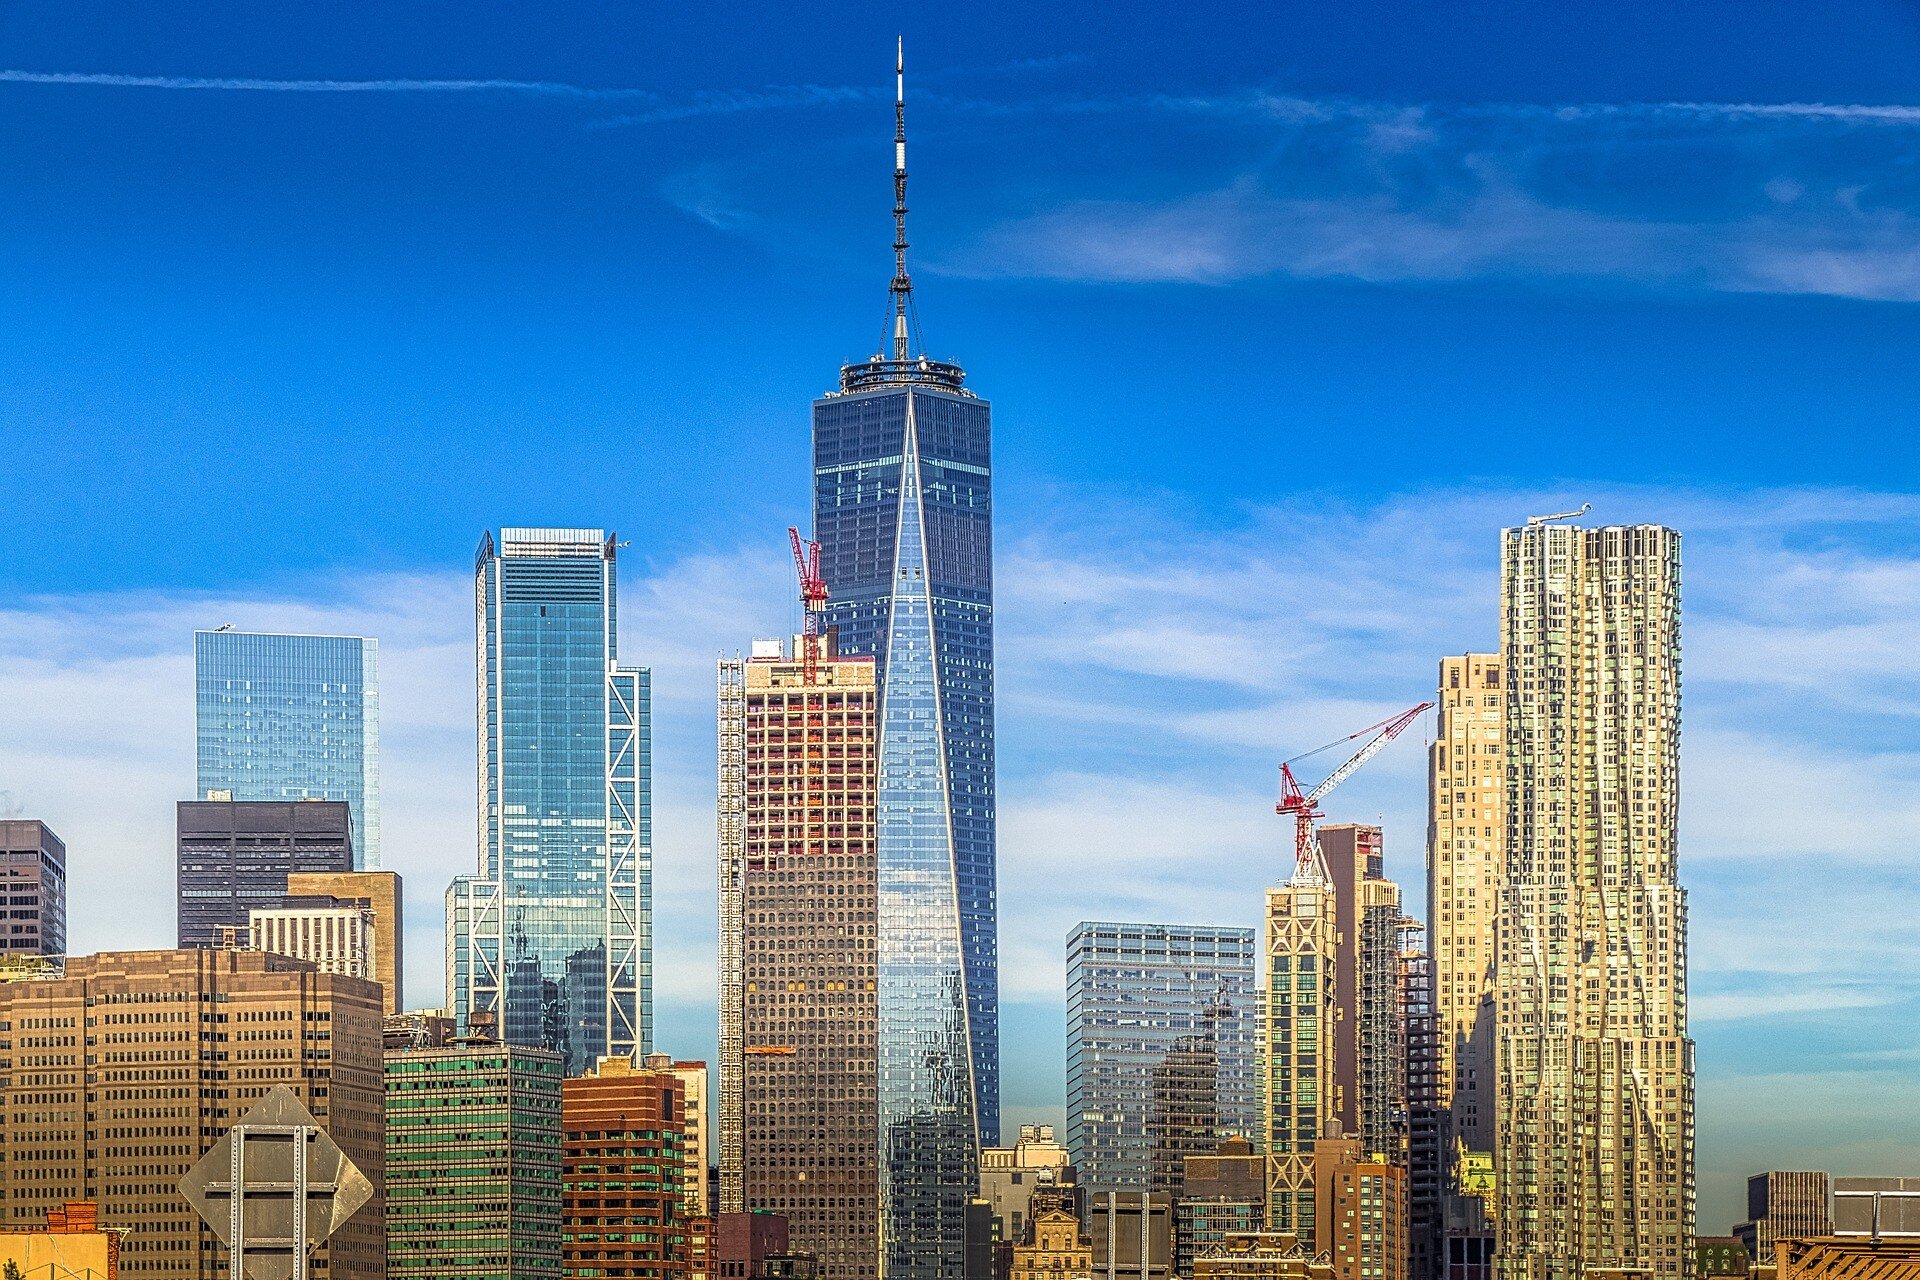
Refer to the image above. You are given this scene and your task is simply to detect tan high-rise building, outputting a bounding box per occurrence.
[286,870,405,1015]
[717,634,878,1279]
[1495,520,1693,1279]
[0,948,385,1279]
[1427,655,1504,1157]
[1311,1130,1407,1280]
[1265,827,1405,1236]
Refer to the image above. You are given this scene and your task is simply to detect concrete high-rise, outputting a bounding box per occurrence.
[195,629,380,867]
[286,870,404,1015]
[386,1036,564,1278]
[1734,1172,1831,1259]
[717,634,879,1278]
[1318,825,1405,1158]
[564,1056,690,1280]
[0,821,66,957]
[1065,923,1260,1196]
[175,798,354,947]
[1427,655,1504,1163]
[1495,519,1693,1279]
[810,48,996,1277]
[0,949,386,1279]
[448,528,652,1073]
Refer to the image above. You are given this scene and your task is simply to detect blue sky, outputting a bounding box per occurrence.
[4,0,1920,1231]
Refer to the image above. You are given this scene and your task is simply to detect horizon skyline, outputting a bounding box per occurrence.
[6,0,1920,1239]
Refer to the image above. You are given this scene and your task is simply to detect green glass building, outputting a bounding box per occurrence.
[386,1041,566,1279]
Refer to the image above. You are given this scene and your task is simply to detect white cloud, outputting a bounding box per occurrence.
[942,93,1920,301]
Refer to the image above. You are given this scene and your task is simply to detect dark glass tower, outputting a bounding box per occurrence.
[811,43,996,1280]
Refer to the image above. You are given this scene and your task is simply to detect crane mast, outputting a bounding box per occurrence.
[1276,702,1433,884]
[787,527,830,685]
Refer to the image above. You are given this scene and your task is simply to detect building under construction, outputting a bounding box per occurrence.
[717,617,879,1280]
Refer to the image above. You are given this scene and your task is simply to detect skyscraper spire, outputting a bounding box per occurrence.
[891,36,912,362]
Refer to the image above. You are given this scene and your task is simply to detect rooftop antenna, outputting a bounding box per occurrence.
[890,36,913,363]
[1526,502,1590,526]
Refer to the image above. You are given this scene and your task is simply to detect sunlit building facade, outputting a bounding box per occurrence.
[1495,520,1693,1279]
[448,528,651,1074]
[195,629,380,867]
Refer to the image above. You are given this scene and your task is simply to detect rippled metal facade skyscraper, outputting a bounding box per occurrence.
[809,44,997,1280]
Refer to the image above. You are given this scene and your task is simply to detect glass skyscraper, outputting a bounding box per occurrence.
[809,46,997,1280]
[195,629,379,867]
[447,528,651,1075]
[1065,922,1261,1193]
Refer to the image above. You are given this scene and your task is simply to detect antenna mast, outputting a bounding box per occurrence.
[891,37,913,362]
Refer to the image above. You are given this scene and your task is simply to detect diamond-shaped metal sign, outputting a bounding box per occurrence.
[179,1086,374,1280]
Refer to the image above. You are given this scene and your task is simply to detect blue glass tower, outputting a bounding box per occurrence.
[447,528,651,1075]
[195,630,380,867]
[812,45,996,1280]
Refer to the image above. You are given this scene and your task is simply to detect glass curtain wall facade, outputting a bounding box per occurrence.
[1064,923,1261,1193]
[196,629,380,867]
[814,364,996,1279]
[448,528,651,1075]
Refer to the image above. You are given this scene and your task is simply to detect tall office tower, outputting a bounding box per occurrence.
[0,949,385,1278]
[448,528,652,1075]
[1427,655,1504,1164]
[1264,875,1336,1236]
[0,821,66,956]
[287,870,405,1015]
[1264,828,1406,1237]
[810,49,996,1277]
[1734,1172,1831,1259]
[1495,519,1693,1279]
[196,629,380,867]
[1176,1137,1268,1276]
[564,1056,690,1280]
[1316,825,1406,1158]
[1065,923,1261,1194]
[386,1037,564,1278]
[717,635,880,1278]
[1312,1132,1408,1280]
[1400,927,1445,1280]
[175,798,354,946]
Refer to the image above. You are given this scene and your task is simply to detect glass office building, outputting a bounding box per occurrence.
[195,629,380,867]
[815,353,995,1279]
[447,528,651,1075]
[1065,923,1261,1192]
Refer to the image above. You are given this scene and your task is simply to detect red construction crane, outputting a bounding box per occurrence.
[788,527,830,685]
[1276,702,1433,883]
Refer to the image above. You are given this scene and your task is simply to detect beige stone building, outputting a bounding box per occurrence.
[1010,1207,1093,1280]
[0,948,385,1279]
[283,870,404,1015]
[1427,654,1504,1161]
[1495,520,1693,1279]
